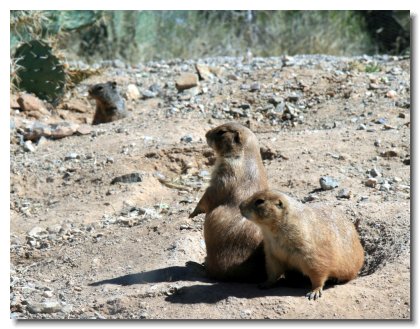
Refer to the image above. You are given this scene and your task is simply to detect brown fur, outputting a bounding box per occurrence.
[240,190,365,299]
[88,81,127,125]
[190,122,268,282]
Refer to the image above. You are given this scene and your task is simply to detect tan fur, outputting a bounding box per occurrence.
[190,122,268,282]
[239,190,364,299]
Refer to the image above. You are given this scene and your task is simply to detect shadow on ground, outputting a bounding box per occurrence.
[164,281,309,304]
[87,262,344,304]
[89,262,209,286]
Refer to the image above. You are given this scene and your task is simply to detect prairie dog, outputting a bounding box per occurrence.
[240,190,364,299]
[88,81,127,125]
[190,122,268,282]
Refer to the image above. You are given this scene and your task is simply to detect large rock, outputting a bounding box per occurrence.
[175,73,199,91]
[17,94,50,118]
[23,121,86,141]
[62,99,91,113]
[75,124,93,135]
[49,122,80,139]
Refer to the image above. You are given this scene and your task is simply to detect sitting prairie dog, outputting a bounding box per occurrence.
[239,190,364,299]
[88,81,128,125]
[190,122,268,282]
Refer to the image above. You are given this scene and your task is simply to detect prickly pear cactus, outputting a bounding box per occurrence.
[13,39,66,104]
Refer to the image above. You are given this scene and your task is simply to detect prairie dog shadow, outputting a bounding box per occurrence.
[89,262,208,286]
[89,263,340,304]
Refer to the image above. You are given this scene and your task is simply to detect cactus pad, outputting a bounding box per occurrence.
[13,40,66,104]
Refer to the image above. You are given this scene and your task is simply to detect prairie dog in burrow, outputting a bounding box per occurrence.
[240,190,364,299]
[88,81,127,125]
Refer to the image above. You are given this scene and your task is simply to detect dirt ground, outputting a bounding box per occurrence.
[9,54,411,320]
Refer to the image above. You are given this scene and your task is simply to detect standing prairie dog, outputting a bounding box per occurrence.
[239,190,364,299]
[189,122,268,282]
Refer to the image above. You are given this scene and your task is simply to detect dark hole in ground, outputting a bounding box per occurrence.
[357,220,409,276]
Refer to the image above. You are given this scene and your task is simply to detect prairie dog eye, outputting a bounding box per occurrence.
[216,130,226,136]
[234,132,240,143]
[254,199,265,206]
[276,201,284,209]
[96,86,103,91]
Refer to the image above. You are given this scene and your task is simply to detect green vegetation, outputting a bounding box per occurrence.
[13,40,66,104]
[10,10,104,101]
[364,62,383,73]
[10,10,410,65]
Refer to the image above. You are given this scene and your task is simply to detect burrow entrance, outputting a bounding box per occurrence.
[357,220,410,276]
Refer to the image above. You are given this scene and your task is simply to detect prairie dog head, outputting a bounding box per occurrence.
[239,190,291,227]
[88,81,118,100]
[205,122,259,158]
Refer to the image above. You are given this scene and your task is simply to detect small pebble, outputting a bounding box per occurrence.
[64,153,80,161]
[23,141,36,152]
[303,195,319,203]
[47,224,62,234]
[27,300,62,314]
[37,136,48,147]
[365,178,377,188]
[380,182,391,192]
[111,172,143,184]
[386,90,397,99]
[198,170,210,178]
[375,118,386,124]
[180,135,193,143]
[370,168,381,177]
[126,84,141,100]
[42,291,54,298]
[142,90,157,99]
[249,82,261,92]
[319,176,339,190]
[175,73,199,91]
[381,150,399,158]
[27,226,47,237]
[337,188,352,199]
[393,177,402,183]
[139,311,149,319]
